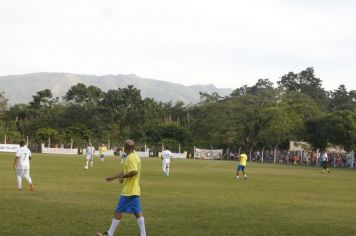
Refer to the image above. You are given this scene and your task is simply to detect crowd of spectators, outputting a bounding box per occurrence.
[238,150,354,168]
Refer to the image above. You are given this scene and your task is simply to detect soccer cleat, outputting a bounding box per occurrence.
[84,166,89,169]
[29,184,34,191]
[96,232,108,236]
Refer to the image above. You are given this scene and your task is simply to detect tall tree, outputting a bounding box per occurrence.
[278,67,328,109]
[64,83,102,105]
[307,110,356,151]
[0,92,8,139]
[329,85,356,111]
[0,92,7,119]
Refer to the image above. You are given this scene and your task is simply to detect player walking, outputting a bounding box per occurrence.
[161,149,173,176]
[236,153,248,180]
[96,139,147,236]
[13,140,34,191]
[85,143,95,169]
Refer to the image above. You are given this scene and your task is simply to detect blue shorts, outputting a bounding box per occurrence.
[237,165,245,172]
[115,195,142,214]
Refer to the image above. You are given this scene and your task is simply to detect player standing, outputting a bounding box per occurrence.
[321,151,330,173]
[161,149,173,176]
[85,143,95,169]
[13,140,34,191]
[96,139,146,236]
[236,153,248,180]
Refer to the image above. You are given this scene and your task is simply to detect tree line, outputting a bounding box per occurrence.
[0,67,355,154]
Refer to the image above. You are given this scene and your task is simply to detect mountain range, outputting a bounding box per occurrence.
[0,73,232,105]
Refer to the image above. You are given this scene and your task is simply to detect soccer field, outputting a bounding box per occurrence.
[1,153,356,236]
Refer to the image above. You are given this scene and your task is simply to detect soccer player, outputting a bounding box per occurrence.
[161,149,173,176]
[13,140,34,191]
[85,143,95,169]
[321,151,330,173]
[236,153,248,180]
[99,144,107,162]
[96,139,146,236]
[120,152,127,164]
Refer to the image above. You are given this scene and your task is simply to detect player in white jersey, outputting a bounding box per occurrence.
[321,151,330,173]
[13,141,34,191]
[161,150,173,176]
[85,144,95,169]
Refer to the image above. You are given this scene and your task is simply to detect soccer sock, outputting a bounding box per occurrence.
[108,219,120,236]
[16,175,22,189]
[86,161,89,167]
[90,161,93,167]
[24,175,32,185]
[136,216,146,236]
[167,168,169,176]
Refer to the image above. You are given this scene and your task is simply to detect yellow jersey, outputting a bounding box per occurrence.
[122,152,141,196]
[239,154,248,166]
[99,146,107,154]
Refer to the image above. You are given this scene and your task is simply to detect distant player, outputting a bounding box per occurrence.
[85,143,95,169]
[99,144,107,162]
[96,139,146,236]
[121,152,127,164]
[236,153,248,180]
[321,151,330,173]
[161,149,173,176]
[13,140,34,191]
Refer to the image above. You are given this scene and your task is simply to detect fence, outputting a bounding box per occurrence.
[229,149,355,168]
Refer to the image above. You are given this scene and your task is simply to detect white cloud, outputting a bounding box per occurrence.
[0,0,355,90]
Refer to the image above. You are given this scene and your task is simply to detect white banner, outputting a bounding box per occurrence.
[0,144,20,153]
[172,152,187,159]
[194,148,223,160]
[41,144,78,155]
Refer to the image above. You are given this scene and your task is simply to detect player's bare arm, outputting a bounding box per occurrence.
[106,171,138,184]
[121,171,138,179]
[106,172,124,182]
[13,156,19,171]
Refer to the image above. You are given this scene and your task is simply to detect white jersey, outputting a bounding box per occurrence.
[86,146,95,157]
[321,153,328,162]
[162,150,172,161]
[16,146,32,170]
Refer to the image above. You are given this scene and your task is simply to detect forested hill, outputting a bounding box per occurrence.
[0,72,232,105]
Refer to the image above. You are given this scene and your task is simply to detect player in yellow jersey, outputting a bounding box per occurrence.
[236,153,248,180]
[99,144,107,162]
[96,139,146,236]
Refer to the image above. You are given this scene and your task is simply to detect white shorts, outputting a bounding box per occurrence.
[16,169,30,178]
[86,155,94,161]
[163,159,170,166]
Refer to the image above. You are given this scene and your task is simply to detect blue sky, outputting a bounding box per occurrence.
[0,0,355,91]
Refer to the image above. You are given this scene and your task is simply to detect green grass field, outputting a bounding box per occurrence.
[1,153,356,236]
